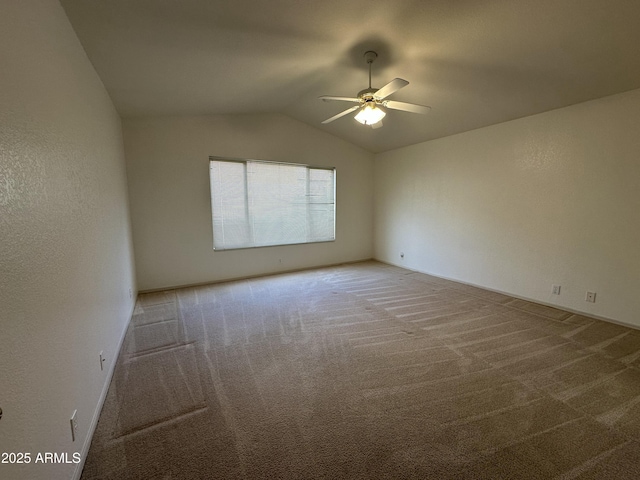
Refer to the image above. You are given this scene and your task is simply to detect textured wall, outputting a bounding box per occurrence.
[375,89,640,327]
[124,114,374,291]
[0,1,136,479]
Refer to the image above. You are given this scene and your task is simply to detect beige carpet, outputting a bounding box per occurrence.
[81,261,640,479]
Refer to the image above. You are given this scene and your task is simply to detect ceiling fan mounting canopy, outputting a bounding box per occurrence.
[363,50,378,64]
[319,50,431,127]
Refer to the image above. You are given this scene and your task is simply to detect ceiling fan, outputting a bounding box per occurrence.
[319,51,431,129]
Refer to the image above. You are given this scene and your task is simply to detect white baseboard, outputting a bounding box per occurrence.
[377,258,640,332]
[139,258,374,293]
[71,299,135,480]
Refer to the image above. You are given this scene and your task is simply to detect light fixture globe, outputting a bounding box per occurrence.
[354,104,386,125]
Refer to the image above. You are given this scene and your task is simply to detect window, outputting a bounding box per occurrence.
[209,157,335,250]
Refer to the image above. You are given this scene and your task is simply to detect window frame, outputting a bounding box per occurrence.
[209,156,336,251]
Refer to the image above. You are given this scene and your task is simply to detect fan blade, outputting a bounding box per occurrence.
[371,121,384,129]
[374,78,409,100]
[384,100,431,115]
[321,105,360,124]
[318,95,360,103]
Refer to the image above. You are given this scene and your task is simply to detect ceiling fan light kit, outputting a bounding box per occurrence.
[319,51,431,128]
[354,104,386,125]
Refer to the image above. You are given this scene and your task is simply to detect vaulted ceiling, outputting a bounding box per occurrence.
[60,0,640,153]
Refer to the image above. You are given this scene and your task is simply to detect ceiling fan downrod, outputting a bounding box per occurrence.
[364,51,377,89]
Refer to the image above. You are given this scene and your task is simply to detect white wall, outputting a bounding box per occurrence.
[124,114,374,291]
[0,2,136,479]
[375,89,640,327]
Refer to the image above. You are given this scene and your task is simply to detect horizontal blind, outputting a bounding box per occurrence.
[210,158,335,250]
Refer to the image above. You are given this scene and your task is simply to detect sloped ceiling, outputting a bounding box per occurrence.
[60,0,640,153]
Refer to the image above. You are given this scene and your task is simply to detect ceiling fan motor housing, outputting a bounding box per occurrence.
[358,87,379,103]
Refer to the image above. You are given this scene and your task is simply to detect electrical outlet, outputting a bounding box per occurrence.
[586,291,596,303]
[70,410,78,442]
[99,351,106,371]
[128,288,133,299]
[552,284,561,295]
